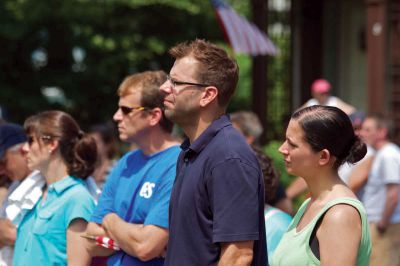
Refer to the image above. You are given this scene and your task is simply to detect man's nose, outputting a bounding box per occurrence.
[159,81,172,94]
[21,142,30,154]
[113,109,123,122]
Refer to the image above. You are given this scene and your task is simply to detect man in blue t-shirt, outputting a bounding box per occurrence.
[82,71,180,266]
[160,40,267,266]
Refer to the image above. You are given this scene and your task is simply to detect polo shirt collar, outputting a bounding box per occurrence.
[48,176,80,195]
[182,114,231,155]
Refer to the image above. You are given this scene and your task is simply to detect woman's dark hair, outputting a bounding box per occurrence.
[24,110,97,179]
[292,105,367,169]
[89,122,118,159]
[252,145,279,204]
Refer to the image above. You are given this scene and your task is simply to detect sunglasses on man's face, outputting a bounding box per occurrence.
[119,106,147,116]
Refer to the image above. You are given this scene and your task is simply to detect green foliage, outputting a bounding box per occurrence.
[265,6,292,141]
[0,0,222,127]
[0,0,292,147]
[228,54,252,112]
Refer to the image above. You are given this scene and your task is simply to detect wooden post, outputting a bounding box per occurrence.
[365,0,387,113]
[251,0,269,145]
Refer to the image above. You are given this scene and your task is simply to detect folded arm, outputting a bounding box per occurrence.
[84,222,117,257]
[102,213,168,261]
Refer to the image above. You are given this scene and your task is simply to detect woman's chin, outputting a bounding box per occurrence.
[27,162,37,171]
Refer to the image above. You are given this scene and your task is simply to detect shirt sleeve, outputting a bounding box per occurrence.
[381,152,400,185]
[143,165,176,229]
[65,188,96,227]
[90,158,122,223]
[208,158,261,243]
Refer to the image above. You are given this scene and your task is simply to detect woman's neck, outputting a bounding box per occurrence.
[306,170,343,202]
[41,157,69,185]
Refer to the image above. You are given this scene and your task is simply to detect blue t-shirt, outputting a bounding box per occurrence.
[264,206,292,260]
[91,146,180,266]
[13,176,95,266]
[165,115,267,266]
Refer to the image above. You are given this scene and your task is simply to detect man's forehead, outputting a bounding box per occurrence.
[178,56,198,64]
[363,119,382,131]
[171,57,199,75]
[364,118,377,126]
[119,91,142,104]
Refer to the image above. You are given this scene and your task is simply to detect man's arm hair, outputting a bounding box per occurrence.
[102,213,168,261]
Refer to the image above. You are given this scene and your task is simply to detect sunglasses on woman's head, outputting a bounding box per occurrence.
[27,135,54,146]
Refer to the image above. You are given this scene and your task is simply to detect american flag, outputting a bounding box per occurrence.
[211,0,278,56]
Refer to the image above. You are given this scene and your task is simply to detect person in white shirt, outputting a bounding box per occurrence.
[302,78,356,115]
[0,123,33,266]
[360,114,400,266]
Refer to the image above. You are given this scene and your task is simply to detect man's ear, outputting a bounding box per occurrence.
[318,149,331,166]
[148,107,163,127]
[200,86,218,107]
[378,127,388,140]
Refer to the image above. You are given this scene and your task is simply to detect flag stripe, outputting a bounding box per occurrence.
[211,0,278,56]
[221,10,248,52]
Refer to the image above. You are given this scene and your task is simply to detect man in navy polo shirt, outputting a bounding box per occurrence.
[82,71,180,265]
[160,39,267,265]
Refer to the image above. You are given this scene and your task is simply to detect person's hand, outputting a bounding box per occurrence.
[160,246,167,258]
[0,218,17,247]
[376,221,387,234]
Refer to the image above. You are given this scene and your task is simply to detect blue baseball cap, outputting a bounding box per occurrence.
[0,123,27,159]
[349,111,365,126]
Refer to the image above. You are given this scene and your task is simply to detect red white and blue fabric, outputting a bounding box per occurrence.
[95,236,120,251]
[211,0,278,56]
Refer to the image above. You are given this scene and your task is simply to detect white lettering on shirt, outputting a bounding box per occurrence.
[139,182,155,199]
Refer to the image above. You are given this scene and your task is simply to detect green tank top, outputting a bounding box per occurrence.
[270,197,371,266]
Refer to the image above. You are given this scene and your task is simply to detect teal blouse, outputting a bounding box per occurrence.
[13,176,95,266]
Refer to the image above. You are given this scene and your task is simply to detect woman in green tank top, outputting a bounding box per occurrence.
[271,106,371,266]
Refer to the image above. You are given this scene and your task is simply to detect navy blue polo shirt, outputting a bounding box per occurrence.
[165,115,267,266]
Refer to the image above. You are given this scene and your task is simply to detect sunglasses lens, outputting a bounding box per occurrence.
[120,106,131,115]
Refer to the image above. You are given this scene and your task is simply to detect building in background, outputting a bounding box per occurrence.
[290,0,400,142]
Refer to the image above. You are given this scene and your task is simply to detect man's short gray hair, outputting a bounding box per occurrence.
[230,111,263,140]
